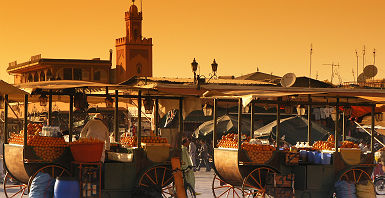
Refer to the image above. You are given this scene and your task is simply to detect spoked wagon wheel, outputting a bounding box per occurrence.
[138,166,175,198]
[339,168,371,184]
[242,167,276,198]
[212,173,243,198]
[27,165,70,192]
[3,172,28,198]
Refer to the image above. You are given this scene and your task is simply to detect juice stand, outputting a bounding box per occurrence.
[2,81,189,197]
[205,88,382,198]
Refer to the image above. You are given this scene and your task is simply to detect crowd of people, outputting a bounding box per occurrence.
[187,138,211,172]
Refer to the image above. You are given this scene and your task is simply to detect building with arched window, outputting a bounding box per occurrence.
[7,54,112,84]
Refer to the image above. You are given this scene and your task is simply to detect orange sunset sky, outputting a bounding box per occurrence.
[1,0,385,84]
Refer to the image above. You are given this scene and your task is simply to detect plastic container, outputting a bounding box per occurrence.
[54,177,80,198]
[299,150,307,162]
[314,152,322,164]
[70,142,104,162]
[307,151,316,163]
[320,153,332,165]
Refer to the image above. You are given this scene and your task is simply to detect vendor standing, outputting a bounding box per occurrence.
[80,113,110,162]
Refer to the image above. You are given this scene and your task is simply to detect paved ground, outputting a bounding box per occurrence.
[0,169,384,197]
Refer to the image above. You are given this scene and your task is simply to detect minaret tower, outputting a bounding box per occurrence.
[115,0,153,83]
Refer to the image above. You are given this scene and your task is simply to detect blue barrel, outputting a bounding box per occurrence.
[54,177,80,198]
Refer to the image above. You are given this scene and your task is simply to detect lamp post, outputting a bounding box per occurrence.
[191,58,198,84]
[211,59,218,76]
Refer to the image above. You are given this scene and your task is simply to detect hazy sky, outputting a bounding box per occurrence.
[1,0,385,84]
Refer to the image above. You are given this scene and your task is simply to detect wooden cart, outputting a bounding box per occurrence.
[2,84,187,198]
[209,93,377,198]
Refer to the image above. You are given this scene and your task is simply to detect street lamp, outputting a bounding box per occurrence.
[191,58,198,84]
[211,59,218,77]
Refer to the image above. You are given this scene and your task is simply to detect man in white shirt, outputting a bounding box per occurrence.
[80,113,110,162]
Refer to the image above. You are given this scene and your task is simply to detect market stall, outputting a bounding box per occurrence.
[206,88,383,198]
[3,81,191,197]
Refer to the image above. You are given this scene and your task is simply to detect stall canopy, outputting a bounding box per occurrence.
[0,80,29,101]
[193,114,263,138]
[254,116,330,145]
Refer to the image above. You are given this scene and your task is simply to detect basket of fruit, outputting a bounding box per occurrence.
[242,142,275,164]
[70,138,104,162]
[28,136,69,162]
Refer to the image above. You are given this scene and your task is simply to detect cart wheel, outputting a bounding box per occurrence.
[339,168,371,184]
[138,166,175,198]
[212,173,243,198]
[242,167,276,198]
[27,164,70,193]
[3,172,28,198]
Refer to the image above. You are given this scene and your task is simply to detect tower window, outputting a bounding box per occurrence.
[136,63,142,74]
[94,71,101,81]
[74,68,82,80]
[63,68,72,80]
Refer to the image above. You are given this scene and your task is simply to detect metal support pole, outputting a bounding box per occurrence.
[179,98,184,137]
[48,90,52,125]
[342,111,345,141]
[276,98,281,149]
[155,98,159,136]
[307,95,312,144]
[69,95,73,142]
[335,98,339,151]
[371,105,375,152]
[250,100,254,138]
[24,94,28,147]
[114,90,119,142]
[238,98,242,150]
[4,95,8,144]
[213,99,218,148]
[137,90,142,148]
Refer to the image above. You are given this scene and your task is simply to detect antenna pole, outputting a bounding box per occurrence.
[309,44,313,88]
[373,48,376,81]
[355,50,359,83]
[362,45,366,74]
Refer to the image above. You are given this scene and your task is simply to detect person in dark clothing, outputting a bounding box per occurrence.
[196,139,211,172]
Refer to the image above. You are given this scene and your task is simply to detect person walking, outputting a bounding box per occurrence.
[197,139,211,172]
[181,138,195,190]
[189,138,197,171]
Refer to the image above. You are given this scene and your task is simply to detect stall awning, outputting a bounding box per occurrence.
[15,80,121,93]
[0,80,29,102]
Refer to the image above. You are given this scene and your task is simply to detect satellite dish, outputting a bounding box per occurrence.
[280,73,296,87]
[363,65,378,78]
[357,73,367,83]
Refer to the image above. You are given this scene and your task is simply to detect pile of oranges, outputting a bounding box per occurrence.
[120,136,137,147]
[120,136,168,147]
[242,142,275,163]
[71,137,104,145]
[218,133,239,149]
[33,146,66,162]
[313,141,334,151]
[340,141,359,148]
[26,123,43,135]
[327,135,335,142]
[28,136,68,147]
[8,133,29,145]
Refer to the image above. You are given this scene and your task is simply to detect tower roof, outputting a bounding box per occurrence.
[129,4,139,16]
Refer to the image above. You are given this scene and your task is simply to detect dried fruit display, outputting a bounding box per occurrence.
[242,142,275,163]
[340,141,359,148]
[312,141,334,151]
[120,136,168,147]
